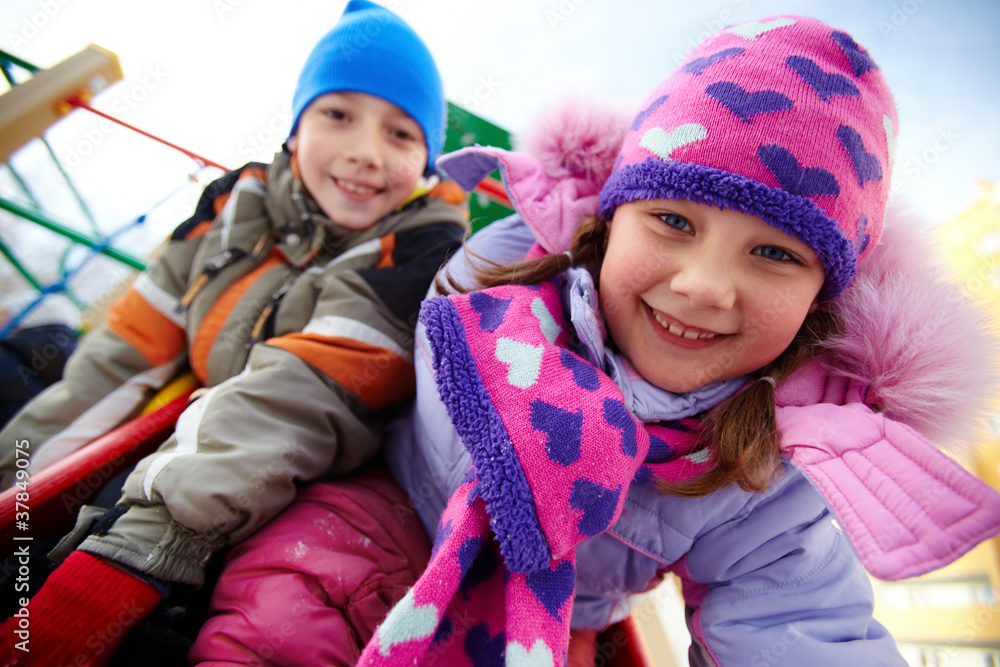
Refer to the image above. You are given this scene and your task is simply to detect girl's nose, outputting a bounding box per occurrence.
[669,253,737,310]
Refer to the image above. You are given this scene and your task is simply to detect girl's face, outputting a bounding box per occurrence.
[599,199,826,394]
[287,92,427,231]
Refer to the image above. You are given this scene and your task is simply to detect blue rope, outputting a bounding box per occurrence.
[2,171,202,340]
[0,283,68,339]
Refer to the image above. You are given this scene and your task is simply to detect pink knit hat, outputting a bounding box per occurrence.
[598,16,897,298]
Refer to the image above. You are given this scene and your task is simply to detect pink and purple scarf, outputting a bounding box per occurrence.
[358,278,709,666]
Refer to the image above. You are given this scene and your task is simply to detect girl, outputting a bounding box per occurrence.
[196,15,1000,666]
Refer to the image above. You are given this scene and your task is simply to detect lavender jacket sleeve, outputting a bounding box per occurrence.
[574,465,905,666]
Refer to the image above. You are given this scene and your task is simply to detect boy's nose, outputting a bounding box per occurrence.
[344,125,382,168]
[669,254,737,310]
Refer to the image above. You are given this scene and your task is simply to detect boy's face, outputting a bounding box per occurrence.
[287,92,428,231]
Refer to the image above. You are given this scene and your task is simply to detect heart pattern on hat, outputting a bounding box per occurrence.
[758,145,840,196]
[640,124,708,160]
[600,15,898,296]
[787,55,860,101]
[726,17,796,40]
[836,125,882,186]
[680,46,745,75]
[629,94,669,130]
[854,214,871,254]
[883,115,898,167]
[831,30,878,76]
[705,81,793,122]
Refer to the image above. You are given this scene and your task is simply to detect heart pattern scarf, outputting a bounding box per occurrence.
[358,277,711,666]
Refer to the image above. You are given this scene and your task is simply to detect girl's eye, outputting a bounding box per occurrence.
[754,245,795,262]
[656,213,692,233]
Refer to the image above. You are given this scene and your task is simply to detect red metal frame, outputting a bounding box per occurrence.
[0,389,194,554]
[600,615,654,666]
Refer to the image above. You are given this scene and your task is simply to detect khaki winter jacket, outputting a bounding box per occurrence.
[0,151,467,584]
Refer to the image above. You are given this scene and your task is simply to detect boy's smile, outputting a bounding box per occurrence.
[287,92,428,231]
[599,199,826,393]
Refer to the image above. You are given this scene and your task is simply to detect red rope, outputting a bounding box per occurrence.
[66,96,227,171]
[69,94,515,207]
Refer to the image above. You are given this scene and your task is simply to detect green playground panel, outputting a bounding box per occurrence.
[444,102,514,233]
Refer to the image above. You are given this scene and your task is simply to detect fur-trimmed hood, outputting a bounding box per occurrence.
[824,217,998,449]
[438,103,999,450]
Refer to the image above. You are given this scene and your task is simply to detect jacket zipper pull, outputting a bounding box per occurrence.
[177,248,247,312]
[251,228,281,259]
[246,279,294,349]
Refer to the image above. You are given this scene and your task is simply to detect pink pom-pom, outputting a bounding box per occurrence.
[516,101,630,188]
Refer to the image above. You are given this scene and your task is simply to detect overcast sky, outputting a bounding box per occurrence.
[2,0,998,253]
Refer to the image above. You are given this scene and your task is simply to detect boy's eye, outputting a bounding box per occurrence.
[323,108,348,121]
[656,213,692,233]
[754,245,795,262]
[389,125,422,143]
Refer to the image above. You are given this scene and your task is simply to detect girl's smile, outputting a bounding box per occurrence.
[648,306,726,342]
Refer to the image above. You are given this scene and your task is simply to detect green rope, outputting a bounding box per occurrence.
[3,163,41,208]
[0,234,45,292]
[0,196,146,271]
[41,139,102,234]
[0,49,39,72]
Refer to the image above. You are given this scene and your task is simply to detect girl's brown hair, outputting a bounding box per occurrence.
[439,215,839,497]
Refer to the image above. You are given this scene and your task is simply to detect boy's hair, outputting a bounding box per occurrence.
[289,0,445,169]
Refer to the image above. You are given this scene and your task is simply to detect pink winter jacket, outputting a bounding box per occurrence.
[189,466,431,666]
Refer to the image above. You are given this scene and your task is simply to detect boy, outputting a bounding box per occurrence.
[0,1,467,664]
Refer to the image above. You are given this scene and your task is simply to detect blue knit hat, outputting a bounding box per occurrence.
[289,0,445,170]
